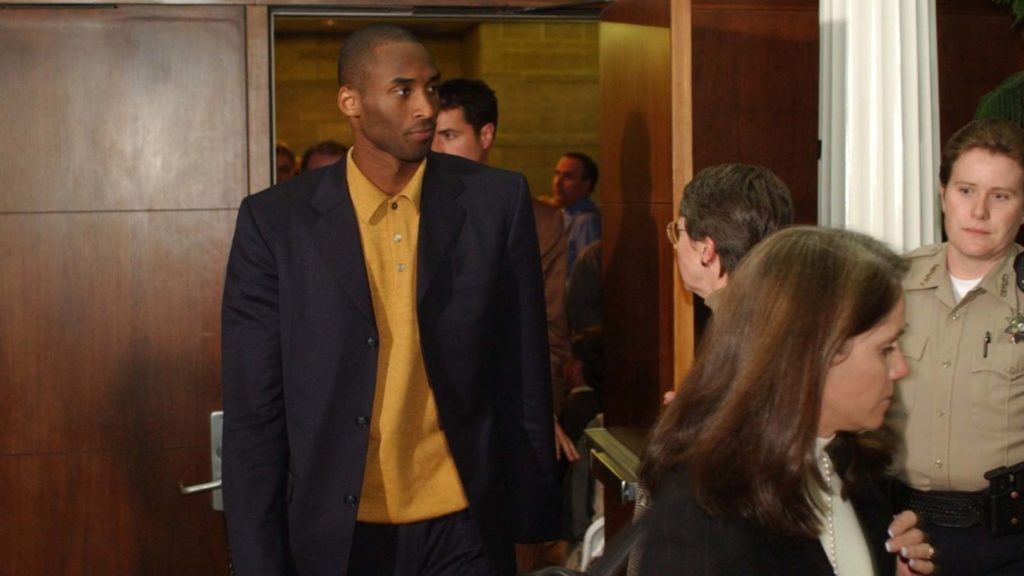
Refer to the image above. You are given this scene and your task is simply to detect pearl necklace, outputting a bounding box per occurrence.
[820,452,839,575]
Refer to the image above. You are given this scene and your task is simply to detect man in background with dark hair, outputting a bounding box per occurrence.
[552,152,601,274]
[433,77,577,464]
[276,142,297,183]
[300,139,347,173]
[222,24,559,576]
[433,78,497,164]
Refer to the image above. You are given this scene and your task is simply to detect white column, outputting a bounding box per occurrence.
[818,0,941,253]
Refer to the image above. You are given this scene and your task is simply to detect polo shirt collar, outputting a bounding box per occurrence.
[347,148,426,223]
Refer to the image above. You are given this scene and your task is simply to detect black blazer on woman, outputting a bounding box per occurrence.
[639,468,896,576]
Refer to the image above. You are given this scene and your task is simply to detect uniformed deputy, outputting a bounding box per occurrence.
[889,118,1024,575]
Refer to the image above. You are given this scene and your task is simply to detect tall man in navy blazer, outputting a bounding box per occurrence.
[221,24,560,575]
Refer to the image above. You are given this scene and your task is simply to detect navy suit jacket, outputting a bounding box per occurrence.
[221,152,560,575]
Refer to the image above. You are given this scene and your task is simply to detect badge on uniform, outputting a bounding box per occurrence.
[1006,312,1024,343]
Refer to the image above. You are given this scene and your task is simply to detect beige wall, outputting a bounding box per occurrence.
[273,21,599,201]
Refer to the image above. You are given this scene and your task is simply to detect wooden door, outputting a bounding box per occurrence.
[600,0,692,431]
[0,6,248,573]
[598,0,692,537]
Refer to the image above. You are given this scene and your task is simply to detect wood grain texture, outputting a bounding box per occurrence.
[599,13,677,432]
[0,211,233,455]
[691,2,819,224]
[0,6,248,213]
[0,449,229,575]
[0,6,244,573]
[248,6,272,194]
[601,0,669,27]
[601,203,678,429]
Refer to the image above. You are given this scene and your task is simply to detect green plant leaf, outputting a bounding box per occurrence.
[975,70,1024,127]
[990,0,1024,27]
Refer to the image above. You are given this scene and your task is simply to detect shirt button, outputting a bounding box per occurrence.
[935,459,943,468]
[942,360,951,368]
[952,312,960,320]
[397,264,406,273]
[937,410,946,417]
[367,336,377,349]
[391,202,398,210]
[344,493,357,506]
[356,415,369,428]
[393,233,403,243]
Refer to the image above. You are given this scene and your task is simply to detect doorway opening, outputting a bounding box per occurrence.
[270,9,601,201]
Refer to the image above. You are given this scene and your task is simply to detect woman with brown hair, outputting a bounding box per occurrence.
[639,227,936,576]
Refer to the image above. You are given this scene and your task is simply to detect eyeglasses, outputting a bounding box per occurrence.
[666,220,684,247]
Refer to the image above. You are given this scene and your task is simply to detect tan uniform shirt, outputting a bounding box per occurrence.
[890,243,1024,491]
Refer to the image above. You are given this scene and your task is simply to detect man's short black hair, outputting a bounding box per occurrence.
[564,152,598,188]
[438,78,498,134]
[301,140,348,172]
[337,24,423,88]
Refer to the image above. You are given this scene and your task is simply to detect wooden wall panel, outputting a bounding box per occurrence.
[0,449,228,575]
[601,0,669,27]
[0,212,233,454]
[691,0,819,224]
[0,6,247,213]
[0,6,244,572]
[599,18,676,429]
[599,23,673,206]
[602,203,678,428]
[936,0,1024,143]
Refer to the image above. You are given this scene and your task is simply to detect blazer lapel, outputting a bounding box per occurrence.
[309,160,376,328]
[417,155,466,304]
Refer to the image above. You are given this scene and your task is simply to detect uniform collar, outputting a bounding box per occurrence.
[906,244,1021,310]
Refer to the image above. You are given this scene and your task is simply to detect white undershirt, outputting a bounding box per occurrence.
[814,437,874,575]
[950,274,982,303]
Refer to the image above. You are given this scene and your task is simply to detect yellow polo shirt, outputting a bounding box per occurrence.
[347,150,468,523]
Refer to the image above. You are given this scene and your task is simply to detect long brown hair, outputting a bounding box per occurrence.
[641,226,907,537]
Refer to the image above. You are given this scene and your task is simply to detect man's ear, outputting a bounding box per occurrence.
[701,236,719,267]
[338,86,359,118]
[479,123,496,151]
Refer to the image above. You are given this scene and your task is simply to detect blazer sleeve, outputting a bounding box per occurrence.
[221,198,291,575]
[639,473,762,576]
[501,176,562,542]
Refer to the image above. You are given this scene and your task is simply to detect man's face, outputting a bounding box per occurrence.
[940,148,1024,276]
[672,217,711,298]
[341,41,440,164]
[432,106,492,163]
[552,156,592,207]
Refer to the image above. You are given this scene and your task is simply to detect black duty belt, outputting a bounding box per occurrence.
[893,480,987,528]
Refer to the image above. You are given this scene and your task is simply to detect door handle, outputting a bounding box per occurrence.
[178,411,223,510]
[178,479,222,495]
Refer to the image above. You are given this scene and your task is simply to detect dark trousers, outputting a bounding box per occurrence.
[927,523,1024,575]
[347,509,496,576]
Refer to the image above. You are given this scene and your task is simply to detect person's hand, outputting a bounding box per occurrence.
[554,420,580,462]
[887,511,935,575]
[663,390,676,405]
